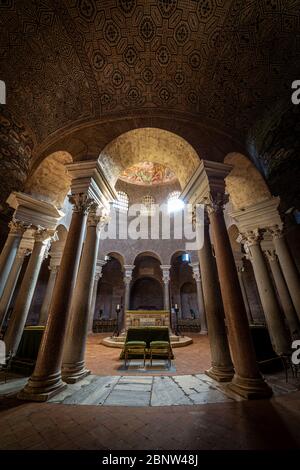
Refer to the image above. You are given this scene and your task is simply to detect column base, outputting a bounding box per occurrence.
[18,372,67,402]
[205,365,234,382]
[200,329,208,335]
[62,369,91,384]
[227,374,273,399]
[61,361,91,384]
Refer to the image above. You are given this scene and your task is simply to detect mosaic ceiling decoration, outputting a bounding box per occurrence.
[247,103,300,210]
[0,106,33,210]
[119,161,177,186]
[0,0,299,148]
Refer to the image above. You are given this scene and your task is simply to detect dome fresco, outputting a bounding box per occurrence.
[119,161,177,186]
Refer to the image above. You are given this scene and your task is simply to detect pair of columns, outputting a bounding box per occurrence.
[0,220,28,299]
[3,227,56,356]
[269,226,300,323]
[17,190,110,400]
[0,245,30,330]
[265,249,300,340]
[182,160,272,398]
[239,229,300,352]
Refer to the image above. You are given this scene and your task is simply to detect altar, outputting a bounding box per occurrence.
[101,310,193,349]
[125,310,170,330]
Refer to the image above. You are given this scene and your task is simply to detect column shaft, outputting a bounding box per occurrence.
[266,251,300,340]
[237,268,253,324]
[247,240,290,355]
[198,222,234,381]
[0,220,26,297]
[195,280,207,333]
[4,232,49,356]
[38,266,58,325]
[273,232,300,321]
[87,275,100,333]
[0,249,26,329]
[123,271,133,331]
[124,279,131,310]
[163,282,170,311]
[18,196,90,401]
[62,208,101,383]
[209,208,272,398]
[191,263,208,333]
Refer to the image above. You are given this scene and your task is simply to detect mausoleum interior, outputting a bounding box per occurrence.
[0,0,300,453]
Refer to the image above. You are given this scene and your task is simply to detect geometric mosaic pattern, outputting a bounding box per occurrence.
[0,0,299,143]
[0,0,300,196]
[0,106,33,210]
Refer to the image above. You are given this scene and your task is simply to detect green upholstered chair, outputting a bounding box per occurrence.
[124,340,147,367]
[121,327,174,367]
[149,340,172,367]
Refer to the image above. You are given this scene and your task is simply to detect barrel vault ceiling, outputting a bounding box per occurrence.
[0,0,300,207]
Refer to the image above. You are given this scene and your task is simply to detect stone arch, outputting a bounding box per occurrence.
[224,153,271,211]
[106,251,125,269]
[170,250,191,265]
[98,128,200,189]
[180,281,198,319]
[133,250,163,265]
[24,151,73,209]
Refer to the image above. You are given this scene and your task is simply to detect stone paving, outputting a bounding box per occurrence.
[1,371,300,450]
[2,370,300,408]
[0,389,300,450]
[0,373,237,406]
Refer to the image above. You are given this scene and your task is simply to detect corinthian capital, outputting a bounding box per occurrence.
[33,227,57,244]
[237,229,263,248]
[8,218,28,235]
[87,203,100,227]
[98,209,110,231]
[68,193,94,214]
[268,224,284,240]
[205,192,229,215]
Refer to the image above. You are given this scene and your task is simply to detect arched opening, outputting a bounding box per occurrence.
[224,152,271,211]
[130,252,164,310]
[98,127,200,189]
[106,251,125,269]
[96,256,124,319]
[169,251,195,318]
[25,151,73,209]
[180,282,198,319]
[130,277,164,310]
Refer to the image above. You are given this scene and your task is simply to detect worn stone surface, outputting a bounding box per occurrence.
[0,376,300,450]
